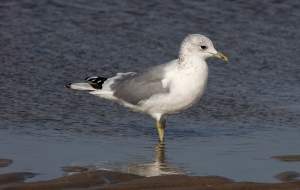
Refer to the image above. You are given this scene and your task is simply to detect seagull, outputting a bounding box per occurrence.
[65,34,227,142]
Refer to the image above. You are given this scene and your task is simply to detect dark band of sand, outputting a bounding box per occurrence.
[1,170,300,190]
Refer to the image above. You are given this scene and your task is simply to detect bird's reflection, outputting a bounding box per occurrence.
[155,143,166,163]
[145,142,186,176]
[111,143,185,177]
[64,143,186,177]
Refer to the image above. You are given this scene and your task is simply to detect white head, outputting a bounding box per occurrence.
[179,34,227,64]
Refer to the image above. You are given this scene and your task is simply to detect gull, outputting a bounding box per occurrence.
[65,34,227,142]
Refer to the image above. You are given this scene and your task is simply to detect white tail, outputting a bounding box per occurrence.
[65,83,95,90]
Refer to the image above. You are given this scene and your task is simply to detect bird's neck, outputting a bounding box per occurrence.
[178,54,208,71]
[179,44,206,67]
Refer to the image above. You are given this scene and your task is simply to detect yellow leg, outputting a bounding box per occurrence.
[160,118,166,142]
[156,119,166,142]
[156,121,162,142]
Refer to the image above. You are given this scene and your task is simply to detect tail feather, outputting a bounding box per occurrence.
[85,76,107,87]
[65,83,96,90]
[65,76,108,91]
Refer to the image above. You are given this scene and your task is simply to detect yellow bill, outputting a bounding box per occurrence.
[211,52,228,61]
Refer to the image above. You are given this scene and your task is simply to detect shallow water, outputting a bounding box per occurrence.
[1,0,300,183]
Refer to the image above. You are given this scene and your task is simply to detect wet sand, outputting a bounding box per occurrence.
[1,157,300,190]
[0,159,13,168]
[1,170,300,190]
[272,155,300,162]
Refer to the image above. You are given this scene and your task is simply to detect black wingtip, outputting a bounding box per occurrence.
[65,84,72,88]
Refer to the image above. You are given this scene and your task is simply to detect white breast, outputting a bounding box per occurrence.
[140,60,209,115]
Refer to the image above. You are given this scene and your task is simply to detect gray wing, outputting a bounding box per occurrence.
[111,64,170,105]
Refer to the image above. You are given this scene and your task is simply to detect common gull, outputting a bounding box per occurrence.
[65,34,227,142]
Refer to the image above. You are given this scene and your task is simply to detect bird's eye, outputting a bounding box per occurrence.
[200,46,207,50]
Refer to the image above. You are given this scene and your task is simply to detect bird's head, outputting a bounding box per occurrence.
[179,34,227,62]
